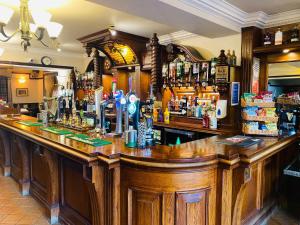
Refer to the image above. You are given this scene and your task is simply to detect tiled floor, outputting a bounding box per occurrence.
[267,209,299,225]
[0,174,49,225]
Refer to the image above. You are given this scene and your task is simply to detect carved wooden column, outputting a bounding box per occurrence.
[241,27,262,93]
[150,33,162,98]
[93,48,102,88]
[84,162,120,225]
[15,136,30,195]
[232,166,251,225]
[43,148,59,224]
[0,130,11,176]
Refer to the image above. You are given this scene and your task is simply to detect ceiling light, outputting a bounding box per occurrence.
[18,77,26,84]
[29,23,37,33]
[57,48,61,52]
[0,0,63,51]
[0,5,14,25]
[109,26,117,36]
[31,10,52,28]
[47,22,63,39]
[283,49,290,53]
[0,48,4,56]
[122,47,128,56]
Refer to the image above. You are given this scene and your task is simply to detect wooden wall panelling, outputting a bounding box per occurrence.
[266,52,300,63]
[11,135,30,195]
[261,156,277,208]
[176,189,209,225]
[59,157,92,225]
[0,130,11,176]
[129,188,162,225]
[259,56,268,92]
[241,27,262,93]
[29,144,59,224]
[232,166,251,225]
[220,168,233,225]
[121,165,217,225]
[84,162,121,225]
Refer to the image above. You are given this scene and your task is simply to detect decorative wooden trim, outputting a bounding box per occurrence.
[0,130,11,176]
[121,157,220,168]
[232,167,251,225]
[221,169,233,225]
[43,148,59,224]
[85,164,120,225]
[15,136,30,195]
[150,33,161,97]
[93,48,102,88]
[256,161,263,210]
[241,26,262,93]
[0,60,74,70]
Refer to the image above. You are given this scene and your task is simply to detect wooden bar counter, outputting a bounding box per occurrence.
[0,115,298,225]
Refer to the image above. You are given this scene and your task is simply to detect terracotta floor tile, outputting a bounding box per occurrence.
[0,174,50,225]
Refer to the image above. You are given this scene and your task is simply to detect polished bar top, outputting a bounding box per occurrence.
[153,121,235,135]
[0,115,297,166]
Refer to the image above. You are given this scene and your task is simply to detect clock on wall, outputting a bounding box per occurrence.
[104,57,112,70]
[41,56,52,66]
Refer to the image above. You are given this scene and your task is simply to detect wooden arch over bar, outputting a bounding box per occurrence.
[165,43,205,63]
[78,29,150,88]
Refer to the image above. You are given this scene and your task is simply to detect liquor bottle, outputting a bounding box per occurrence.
[291,26,299,43]
[164,108,170,124]
[169,63,176,84]
[264,32,272,46]
[226,50,232,65]
[210,58,217,84]
[174,96,179,112]
[170,94,175,111]
[184,62,191,86]
[217,50,227,65]
[187,96,192,117]
[231,50,237,66]
[275,28,283,45]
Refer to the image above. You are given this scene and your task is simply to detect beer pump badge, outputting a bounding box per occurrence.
[128,94,137,114]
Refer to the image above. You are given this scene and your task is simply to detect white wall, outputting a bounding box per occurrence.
[0,43,88,72]
[175,34,242,65]
[11,74,43,104]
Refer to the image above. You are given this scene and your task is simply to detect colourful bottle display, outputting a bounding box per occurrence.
[164,108,170,124]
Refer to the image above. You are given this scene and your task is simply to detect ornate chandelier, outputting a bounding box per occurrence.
[0,0,63,51]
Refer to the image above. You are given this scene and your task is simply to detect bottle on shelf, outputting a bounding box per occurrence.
[217,50,227,65]
[291,26,299,43]
[275,28,283,45]
[226,50,232,65]
[231,50,237,66]
[164,108,170,124]
[174,95,180,111]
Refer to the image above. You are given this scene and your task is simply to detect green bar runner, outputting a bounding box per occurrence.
[17,121,43,127]
[67,134,112,147]
[40,127,74,135]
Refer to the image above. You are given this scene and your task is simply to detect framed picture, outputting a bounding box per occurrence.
[215,65,229,83]
[16,88,28,97]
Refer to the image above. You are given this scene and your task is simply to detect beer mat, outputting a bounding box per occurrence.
[17,121,43,126]
[67,134,112,147]
[217,135,263,147]
[40,127,74,135]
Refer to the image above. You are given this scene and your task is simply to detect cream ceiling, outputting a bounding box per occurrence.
[226,0,300,14]
[0,0,300,55]
[0,0,175,53]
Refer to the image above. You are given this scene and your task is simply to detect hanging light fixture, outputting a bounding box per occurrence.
[0,0,63,51]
